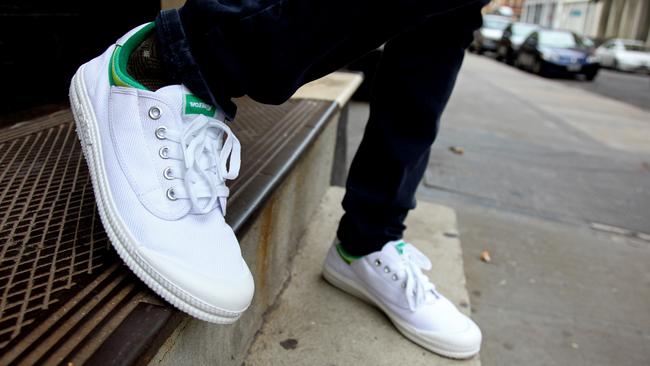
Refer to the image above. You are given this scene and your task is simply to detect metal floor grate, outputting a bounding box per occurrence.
[0,112,111,348]
[0,97,333,364]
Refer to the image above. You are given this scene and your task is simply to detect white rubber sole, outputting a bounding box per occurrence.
[323,262,480,359]
[69,65,242,324]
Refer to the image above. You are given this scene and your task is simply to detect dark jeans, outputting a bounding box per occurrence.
[156,0,487,256]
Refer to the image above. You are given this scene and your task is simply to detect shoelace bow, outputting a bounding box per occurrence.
[164,115,241,215]
[399,243,438,311]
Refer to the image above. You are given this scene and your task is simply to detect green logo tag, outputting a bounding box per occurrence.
[395,241,406,255]
[184,94,215,117]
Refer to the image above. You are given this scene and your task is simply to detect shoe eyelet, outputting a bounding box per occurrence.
[159,146,169,159]
[384,266,391,273]
[163,167,174,180]
[392,274,399,281]
[374,259,382,267]
[155,126,167,140]
[149,106,162,120]
[401,282,407,289]
[166,187,177,201]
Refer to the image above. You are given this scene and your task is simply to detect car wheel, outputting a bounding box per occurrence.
[585,71,598,81]
[496,46,506,61]
[532,58,543,75]
[506,50,515,65]
[514,54,524,69]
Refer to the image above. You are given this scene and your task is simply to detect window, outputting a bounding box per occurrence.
[603,41,616,49]
[512,23,538,37]
[484,17,510,30]
[623,43,649,52]
[533,4,542,24]
[539,31,579,48]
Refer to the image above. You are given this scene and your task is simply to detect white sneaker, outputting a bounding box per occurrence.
[69,23,254,323]
[323,240,482,358]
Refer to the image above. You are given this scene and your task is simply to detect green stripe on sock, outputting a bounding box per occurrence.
[336,243,362,264]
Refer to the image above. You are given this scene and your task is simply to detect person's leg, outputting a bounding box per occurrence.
[321,8,486,358]
[155,0,486,119]
[337,2,485,257]
[71,0,487,330]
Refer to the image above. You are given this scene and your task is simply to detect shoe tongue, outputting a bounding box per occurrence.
[155,85,223,121]
[154,85,227,216]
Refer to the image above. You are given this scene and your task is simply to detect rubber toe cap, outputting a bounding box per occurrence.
[140,247,255,315]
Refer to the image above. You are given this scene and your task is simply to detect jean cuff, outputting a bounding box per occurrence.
[155,9,236,120]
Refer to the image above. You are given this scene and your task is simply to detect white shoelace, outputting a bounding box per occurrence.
[164,115,241,215]
[398,243,438,311]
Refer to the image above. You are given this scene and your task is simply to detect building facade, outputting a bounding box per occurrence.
[521,0,559,27]
[521,0,650,44]
[485,0,525,17]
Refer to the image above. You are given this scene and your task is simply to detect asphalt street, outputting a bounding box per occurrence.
[559,68,650,112]
[346,53,650,366]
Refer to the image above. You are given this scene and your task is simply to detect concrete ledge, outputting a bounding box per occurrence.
[245,187,480,366]
[292,72,364,107]
[150,112,339,366]
[149,71,362,366]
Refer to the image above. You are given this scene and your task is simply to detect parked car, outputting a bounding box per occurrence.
[470,15,511,54]
[595,39,650,73]
[516,29,600,80]
[581,36,597,50]
[497,22,539,63]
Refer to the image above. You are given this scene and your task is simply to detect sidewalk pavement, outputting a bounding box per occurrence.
[345,54,650,365]
[245,187,479,366]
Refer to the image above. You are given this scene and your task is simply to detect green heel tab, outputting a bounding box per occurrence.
[109,22,156,89]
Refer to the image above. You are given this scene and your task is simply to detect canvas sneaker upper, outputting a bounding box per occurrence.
[70,23,254,323]
[323,240,482,358]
